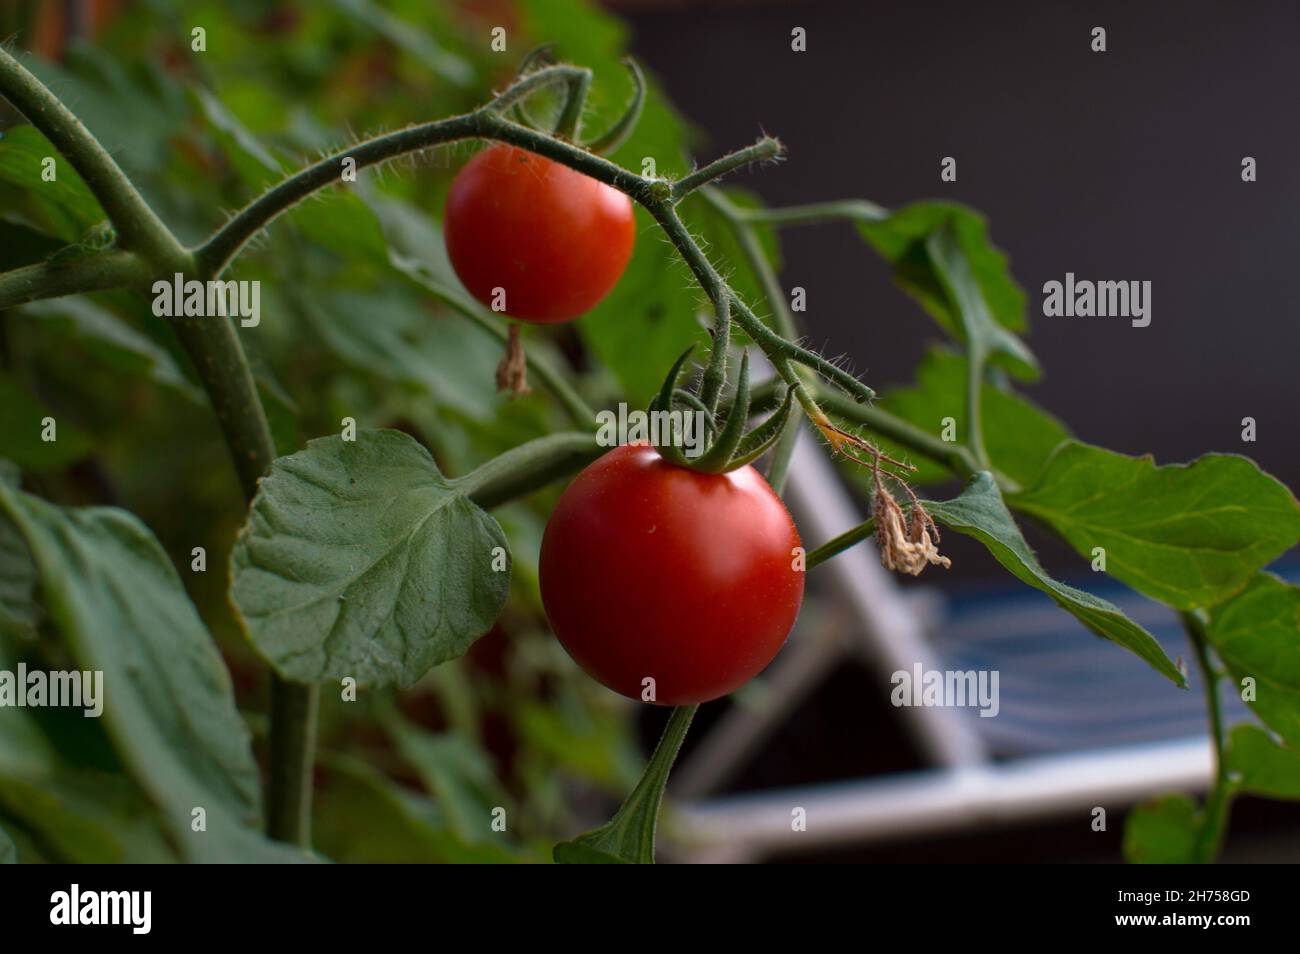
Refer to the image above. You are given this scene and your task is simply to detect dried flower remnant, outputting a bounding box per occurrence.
[871,465,951,577]
[495,322,531,397]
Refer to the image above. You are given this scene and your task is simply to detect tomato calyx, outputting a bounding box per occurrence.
[646,345,795,475]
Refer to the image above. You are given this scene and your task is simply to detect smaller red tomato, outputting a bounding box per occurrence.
[443,144,636,324]
[539,444,805,705]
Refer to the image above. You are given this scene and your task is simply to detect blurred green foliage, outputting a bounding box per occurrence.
[0,0,668,864]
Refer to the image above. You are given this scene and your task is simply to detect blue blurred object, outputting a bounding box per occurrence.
[929,564,1299,756]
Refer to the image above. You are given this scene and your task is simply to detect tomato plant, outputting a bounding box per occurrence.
[0,0,1297,871]
[540,443,803,705]
[445,144,635,323]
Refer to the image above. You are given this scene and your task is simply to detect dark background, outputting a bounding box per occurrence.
[622,0,1300,494]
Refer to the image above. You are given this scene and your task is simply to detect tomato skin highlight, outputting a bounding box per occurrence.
[539,444,805,705]
[443,144,636,324]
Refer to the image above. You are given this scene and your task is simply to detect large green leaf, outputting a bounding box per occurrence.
[1226,725,1300,799]
[924,473,1184,685]
[229,429,510,686]
[1011,443,1300,610]
[857,201,1028,333]
[876,346,1069,487]
[1205,574,1300,748]
[0,372,93,472]
[1123,794,1200,864]
[0,481,308,862]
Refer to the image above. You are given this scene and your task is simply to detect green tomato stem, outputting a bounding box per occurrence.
[731,198,889,228]
[457,432,603,510]
[672,138,782,201]
[0,250,154,311]
[265,675,319,846]
[806,517,877,569]
[1182,610,1235,863]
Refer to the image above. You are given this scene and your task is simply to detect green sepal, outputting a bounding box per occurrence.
[726,385,795,470]
[671,389,717,435]
[691,351,751,473]
[648,346,695,466]
[510,44,556,131]
[584,58,646,156]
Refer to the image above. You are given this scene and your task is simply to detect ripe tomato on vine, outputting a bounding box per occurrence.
[444,143,636,323]
[539,443,805,705]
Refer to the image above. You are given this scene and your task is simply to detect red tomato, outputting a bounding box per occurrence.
[443,144,636,323]
[539,444,804,705]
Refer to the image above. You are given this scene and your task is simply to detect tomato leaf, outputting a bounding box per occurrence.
[554,704,695,864]
[1226,725,1300,799]
[872,346,1069,487]
[0,480,308,862]
[1123,794,1202,864]
[1011,442,1300,611]
[229,429,510,687]
[924,473,1185,686]
[857,200,1028,332]
[1205,574,1300,749]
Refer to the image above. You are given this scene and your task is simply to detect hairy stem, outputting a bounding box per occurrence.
[458,432,603,509]
[814,387,982,477]
[732,198,889,228]
[196,113,485,275]
[0,251,154,311]
[673,138,782,200]
[698,186,804,490]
